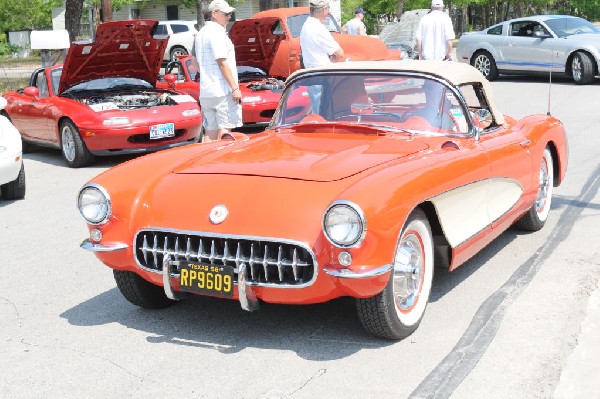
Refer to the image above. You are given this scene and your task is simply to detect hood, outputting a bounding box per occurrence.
[173,130,428,182]
[229,17,283,73]
[59,20,167,94]
[565,33,600,45]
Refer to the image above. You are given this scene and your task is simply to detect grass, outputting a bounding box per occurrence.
[0,78,28,94]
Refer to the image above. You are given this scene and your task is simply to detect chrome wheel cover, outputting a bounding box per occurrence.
[393,233,424,311]
[474,55,490,77]
[61,125,76,162]
[572,57,582,81]
[171,48,187,61]
[535,155,550,214]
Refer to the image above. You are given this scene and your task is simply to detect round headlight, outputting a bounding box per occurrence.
[77,185,111,225]
[323,201,366,247]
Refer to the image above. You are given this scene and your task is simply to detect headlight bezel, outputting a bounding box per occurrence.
[322,200,366,248]
[77,183,112,225]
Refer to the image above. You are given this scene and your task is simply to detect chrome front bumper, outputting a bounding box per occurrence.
[323,264,393,278]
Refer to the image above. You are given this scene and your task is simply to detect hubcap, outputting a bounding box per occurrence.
[474,55,490,76]
[393,233,424,311]
[61,126,76,162]
[572,57,582,81]
[535,156,550,214]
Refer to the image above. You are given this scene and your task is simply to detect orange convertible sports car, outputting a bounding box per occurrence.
[78,61,568,339]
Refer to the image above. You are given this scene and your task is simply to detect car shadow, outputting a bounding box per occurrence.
[23,145,143,168]
[60,288,394,359]
[493,74,600,86]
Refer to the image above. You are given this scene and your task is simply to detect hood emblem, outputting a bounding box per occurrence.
[209,205,228,224]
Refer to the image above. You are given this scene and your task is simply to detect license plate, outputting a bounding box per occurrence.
[149,123,175,139]
[178,261,234,298]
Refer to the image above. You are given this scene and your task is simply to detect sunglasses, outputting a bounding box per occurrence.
[219,10,233,17]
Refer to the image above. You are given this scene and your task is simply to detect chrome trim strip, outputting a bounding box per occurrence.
[323,264,393,279]
[133,227,319,289]
[80,239,128,252]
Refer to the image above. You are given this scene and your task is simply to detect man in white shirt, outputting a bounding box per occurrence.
[299,0,344,69]
[194,0,242,142]
[415,0,456,61]
[300,0,344,113]
[342,7,367,35]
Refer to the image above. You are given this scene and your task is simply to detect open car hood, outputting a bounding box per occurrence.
[229,17,283,73]
[59,20,167,94]
[173,130,429,182]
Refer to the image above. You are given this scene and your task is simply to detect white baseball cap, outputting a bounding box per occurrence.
[209,0,235,13]
[431,0,444,7]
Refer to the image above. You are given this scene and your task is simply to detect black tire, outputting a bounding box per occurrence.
[0,162,26,200]
[113,270,178,309]
[170,46,188,62]
[571,51,595,85]
[514,147,554,231]
[356,209,434,340]
[60,120,95,168]
[471,50,499,81]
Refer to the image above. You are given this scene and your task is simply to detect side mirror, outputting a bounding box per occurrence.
[473,108,493,132]
[24,86,40,99]
[533,30,552,39]
[163,73,177,89]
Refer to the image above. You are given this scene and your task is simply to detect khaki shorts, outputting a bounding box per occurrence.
[200,95,242,130]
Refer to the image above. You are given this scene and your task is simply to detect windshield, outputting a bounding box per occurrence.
[271,73,470,134]
[288,14,341,38]
[63,77,153,94]
[544,17,600,38]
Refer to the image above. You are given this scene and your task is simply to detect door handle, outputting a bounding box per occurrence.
[520,139,531,147]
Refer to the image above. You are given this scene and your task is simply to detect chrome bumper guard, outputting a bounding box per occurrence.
[323,264,393,279]
[81,239,128,252]
[161,256,259,312]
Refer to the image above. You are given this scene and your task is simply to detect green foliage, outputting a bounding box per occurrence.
[0,42,21,56]
[0,0,62,32]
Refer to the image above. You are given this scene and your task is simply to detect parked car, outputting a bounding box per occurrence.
[379,9,430,59]
[457,15,600,84]
[228,7,404,79]
[0,97,25,200]
[156,20,198,62]
[157,55,290,127]
[2,20,202,167]
[77,60,568,340]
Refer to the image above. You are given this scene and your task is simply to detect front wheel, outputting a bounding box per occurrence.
[60,120,95,168]
[471,51,499,81]
[0,162,25,200]
[571,52,595,85]
[113,270,178,309]
[356,209,434,340]
[514,147,554,231]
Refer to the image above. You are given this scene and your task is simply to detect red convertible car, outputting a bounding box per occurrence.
[77,61,568,339]
[157,55,286,127]
[1,20,202,167]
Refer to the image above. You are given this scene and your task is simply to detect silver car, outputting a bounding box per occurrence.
[456,15,600,84]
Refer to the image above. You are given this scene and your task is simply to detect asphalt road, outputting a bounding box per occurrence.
[1,73,599,398]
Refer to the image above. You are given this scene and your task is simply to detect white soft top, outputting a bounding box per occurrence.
[289,60,505,125]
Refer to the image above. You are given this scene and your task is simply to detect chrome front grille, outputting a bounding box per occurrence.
[134,229,316,286]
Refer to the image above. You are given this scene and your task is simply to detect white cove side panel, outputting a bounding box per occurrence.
[430,178,523,248]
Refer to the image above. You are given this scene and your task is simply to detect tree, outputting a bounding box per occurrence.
[0,0,61,33]
[64,0,84,41]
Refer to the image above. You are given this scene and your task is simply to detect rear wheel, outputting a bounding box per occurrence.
[356,209,434,340]
[0,162,25,200]
[170,46,188,62]
[514,147,554,231]
[60,120,95,168]
[113,270,178,309]
[472,51,499,81]
[571,51,595,85]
